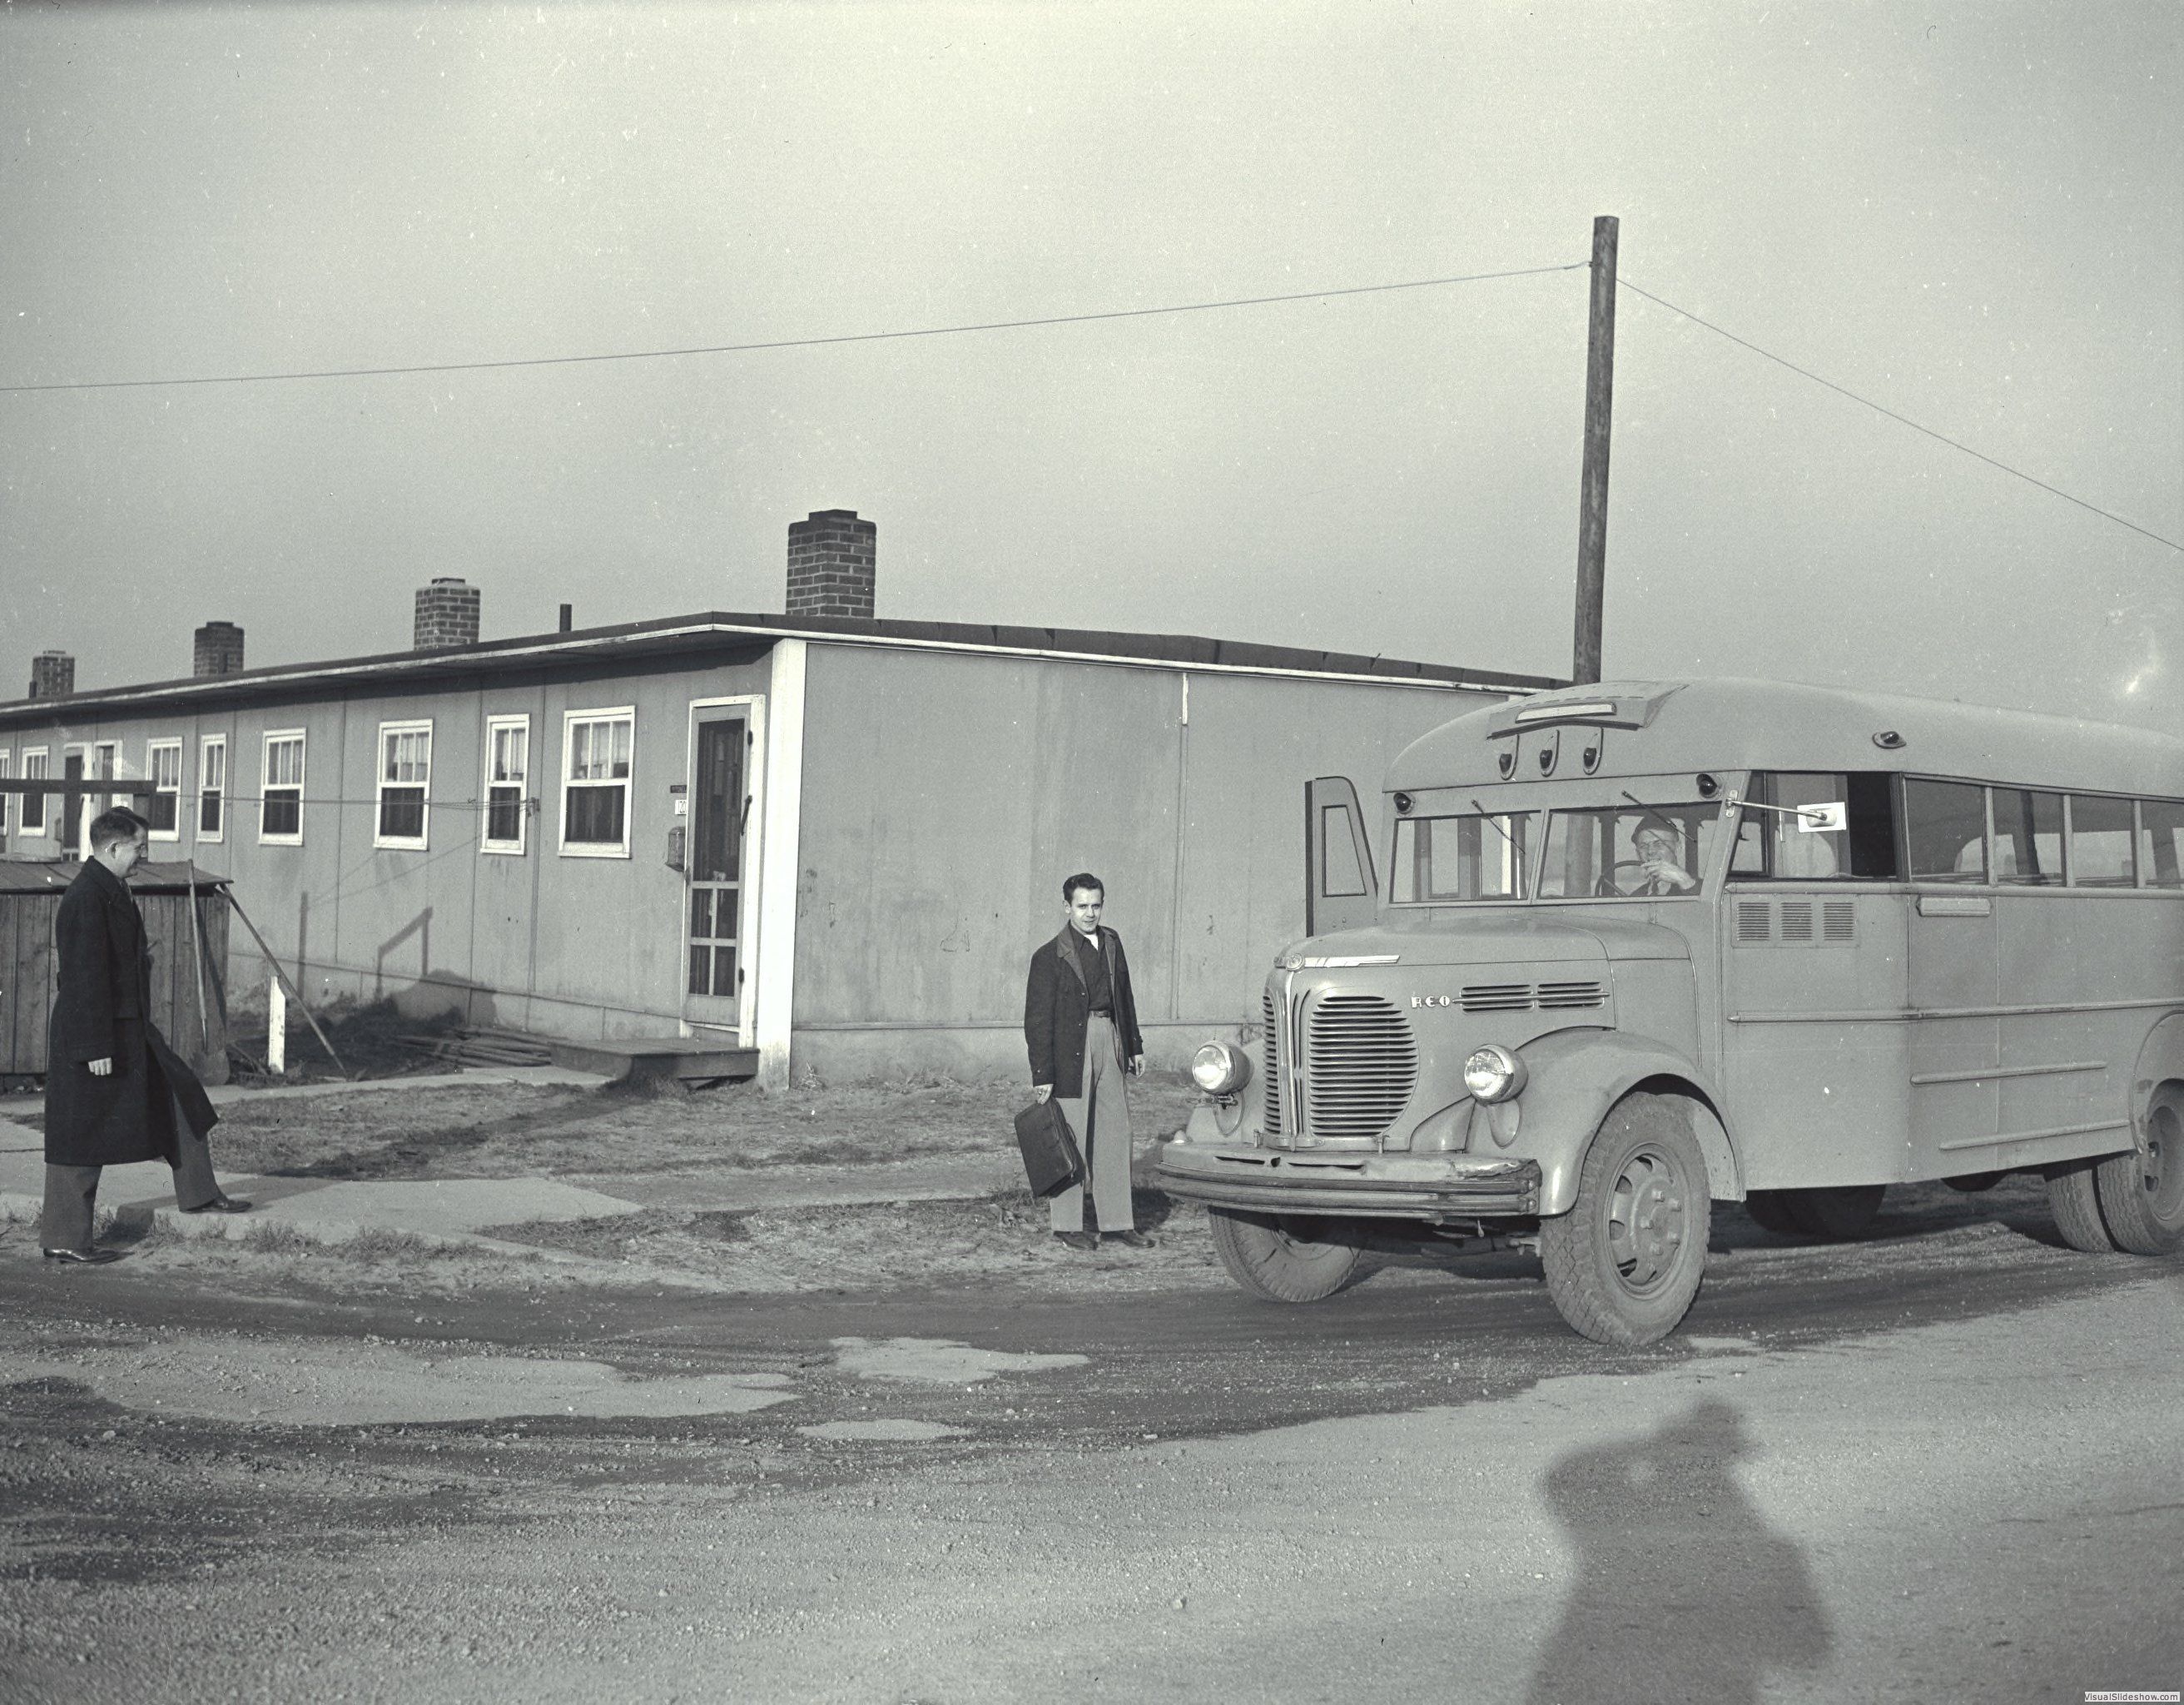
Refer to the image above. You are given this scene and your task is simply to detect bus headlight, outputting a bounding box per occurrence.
[1190,1041,1252,1098]
[1462,1044,1528,1104]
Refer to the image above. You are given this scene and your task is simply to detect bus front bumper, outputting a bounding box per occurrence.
[1154,1144,1542,1220]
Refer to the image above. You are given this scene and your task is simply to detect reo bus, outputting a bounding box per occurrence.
[1156,678,2184,1345]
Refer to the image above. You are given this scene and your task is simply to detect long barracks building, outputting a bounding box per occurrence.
[0,513,1553,1086]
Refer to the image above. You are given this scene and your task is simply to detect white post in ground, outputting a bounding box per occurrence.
[268,974,287,1076]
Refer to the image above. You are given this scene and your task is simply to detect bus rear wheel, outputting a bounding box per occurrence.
[1206,1209,1363,1303]
[2044,1161,2117,1253]
[1743,1191,1802,1235]
[2092,1086,2184,1256]
[1783,1185,1888,1240]
[1541,1093,1711,1347]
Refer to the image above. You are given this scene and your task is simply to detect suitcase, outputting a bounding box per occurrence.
[1012,1097,1085,1199]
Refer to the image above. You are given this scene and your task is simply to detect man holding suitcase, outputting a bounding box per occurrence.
[1024,872,1149,1252]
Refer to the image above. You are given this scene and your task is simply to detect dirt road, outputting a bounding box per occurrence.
[2,1181,2180,1703]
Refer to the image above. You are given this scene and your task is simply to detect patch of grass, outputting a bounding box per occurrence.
[240,1220,320,1255]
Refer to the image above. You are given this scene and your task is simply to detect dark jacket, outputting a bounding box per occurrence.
[1024,925,1144,1098]
[44,859,216,1167]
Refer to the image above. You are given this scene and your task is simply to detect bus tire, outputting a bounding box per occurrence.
[2045,1161,2117,1254]
[1206,1209,1363,1303]
[1541,1093,1711,1347]
[1783,1185,1887,1240]
[1743,1191,1802,1235]
[2092,1085,2184,1257]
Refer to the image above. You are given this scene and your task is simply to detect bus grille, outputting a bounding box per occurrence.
[1304,995,1418,1141]
[1261,988,1283,1135]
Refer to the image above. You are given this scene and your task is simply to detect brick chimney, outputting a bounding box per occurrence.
[785,510,877,620]
[414,578,481,650]
[193,621,246,678]
[28,650,74,699]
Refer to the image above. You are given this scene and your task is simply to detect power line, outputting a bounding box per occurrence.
[1617,276,2182,554]
[0,263,1588,395]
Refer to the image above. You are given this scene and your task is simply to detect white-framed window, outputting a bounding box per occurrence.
[261,730,305,845]
[375,719,433,850]
[0,750,11,842]
[93,740,118,812]
[145,738,184,841]
[482,713,530,854]
[560,706,634,857]
[198,736,227,842]
[20,748,49,835]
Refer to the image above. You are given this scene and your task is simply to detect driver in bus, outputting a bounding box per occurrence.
[1630,816,1700,895]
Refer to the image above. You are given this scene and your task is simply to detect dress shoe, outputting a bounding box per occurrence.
[1103,1230,1154,1250]
[1053,1230,1099,1252]
[181,1195,252,1215]
[42,1247,122,1265]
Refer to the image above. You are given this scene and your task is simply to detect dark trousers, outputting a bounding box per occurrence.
[40,1114,221,1250]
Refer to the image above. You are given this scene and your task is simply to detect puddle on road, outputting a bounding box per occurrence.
[830,1335,1090,1384]
[4,1341,798,1425]
[797,1419,967,1442]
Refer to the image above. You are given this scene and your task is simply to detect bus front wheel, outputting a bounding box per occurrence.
[1541,1093,1711,1346]
[1206,1209,1363,1303]
[2092,1085,2184,1257]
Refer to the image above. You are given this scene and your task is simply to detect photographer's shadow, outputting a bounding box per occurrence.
[1526,1399,1832,1705]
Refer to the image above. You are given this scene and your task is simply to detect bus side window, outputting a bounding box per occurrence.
[1743,772,1900,880]
[1905,778,1988,883]
[2142,799,2184,889]
[1994,788,2065,886]
[2067,795,2137,887]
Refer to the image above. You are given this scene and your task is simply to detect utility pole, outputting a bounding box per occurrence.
[1571,214,1619,685]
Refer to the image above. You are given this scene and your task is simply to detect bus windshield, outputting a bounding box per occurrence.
[1392,810,1535,903]
[1540,803,1725,900]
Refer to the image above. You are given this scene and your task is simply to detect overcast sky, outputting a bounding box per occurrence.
[3,2,2177,731]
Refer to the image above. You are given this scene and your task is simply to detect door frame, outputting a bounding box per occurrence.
[681,693,767,1043]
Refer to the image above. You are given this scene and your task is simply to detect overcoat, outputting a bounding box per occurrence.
[1023,925,1144,1099]
[44,859,217,1167]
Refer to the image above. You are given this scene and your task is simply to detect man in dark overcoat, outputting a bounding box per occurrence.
[41,808,248,1263]
[1024,870,1149,1250]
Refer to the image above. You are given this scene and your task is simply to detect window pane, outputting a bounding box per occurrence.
[488,786,523,845]
[200,791,223,834]
[2069,795,2136,887]
[1540,805,1717,898]
[565,784,625,845]
[691,888,714,937]
[1319,804,1367,897]
[204,743,226,788]
[1393,813,1532,902]
[492,725,527,783]
[688,944,711,997]
[379,788,425,841]
[1905,780,1987,882]
[711,943,737,997]
[147,793,178,834]
[2142,800,2184,889]
[1993,788,2064,886]
[151,746,181,788]
[263,790,300,838]
[22,755,47,830]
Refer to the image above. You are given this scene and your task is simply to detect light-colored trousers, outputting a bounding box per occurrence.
[41,1116,222,1251]
[1050,1012,1134,1234]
